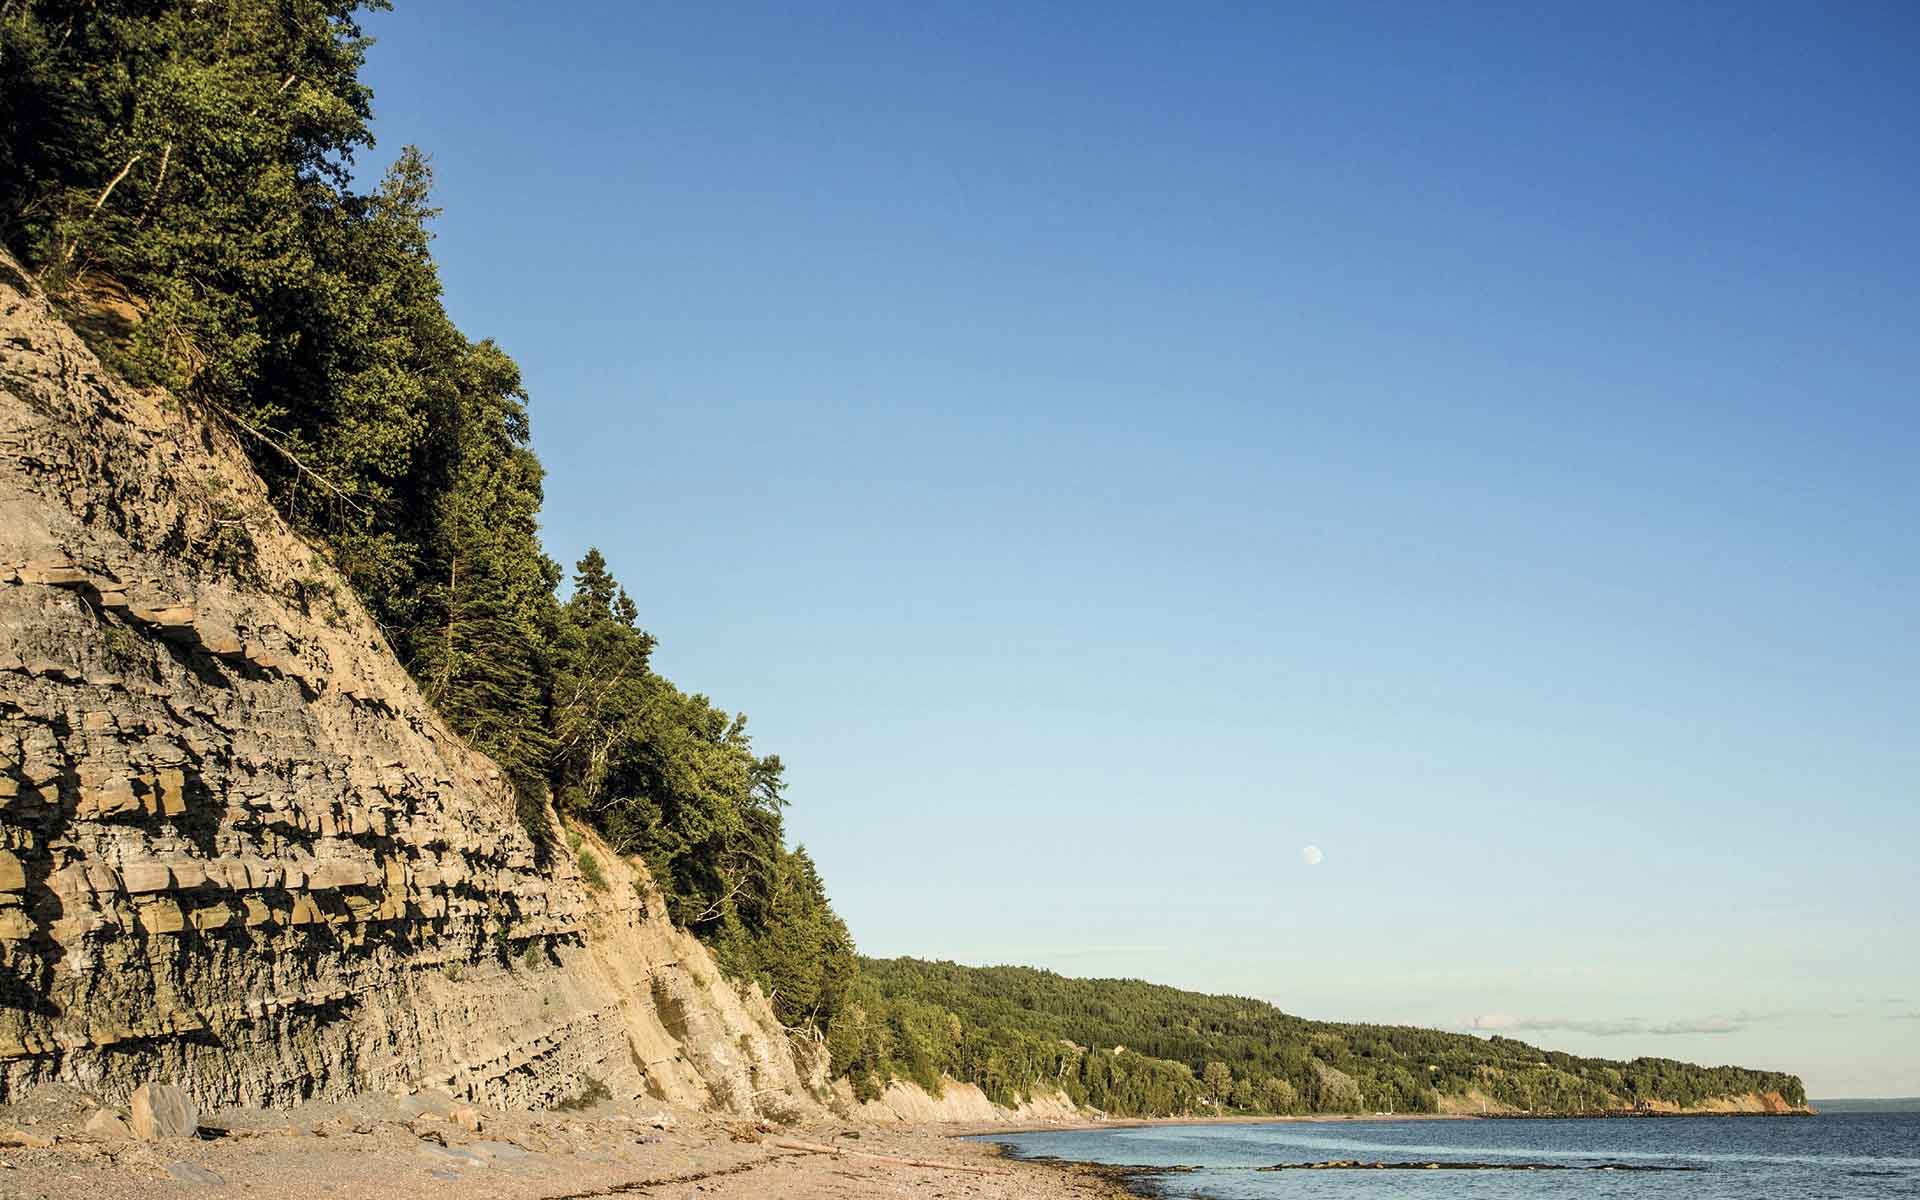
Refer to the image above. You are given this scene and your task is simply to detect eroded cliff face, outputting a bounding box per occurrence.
[1432,1090,1811,1117]
[0,254,825,1117]
[834,1078,1081,1125]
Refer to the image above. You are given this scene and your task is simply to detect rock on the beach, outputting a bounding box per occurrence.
[167,1161,225,1185]
[400,1089,456,1120]
[130,1083,198,1140]
[419,1141,490,1168]
[85,1108,133,1139]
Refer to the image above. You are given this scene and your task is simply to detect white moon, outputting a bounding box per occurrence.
[1301,845,1323,866]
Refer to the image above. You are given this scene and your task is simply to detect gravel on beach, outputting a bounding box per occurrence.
[0,1084,1127,1200]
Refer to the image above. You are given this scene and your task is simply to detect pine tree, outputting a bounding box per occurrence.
[1,0,864,1046]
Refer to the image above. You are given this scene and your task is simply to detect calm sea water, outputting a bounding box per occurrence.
[983,1114,1919,1199]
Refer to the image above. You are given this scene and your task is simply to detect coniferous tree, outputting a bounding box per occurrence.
[0,0,867,1047]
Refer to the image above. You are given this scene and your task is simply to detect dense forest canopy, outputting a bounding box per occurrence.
[0,0,1803,1116]
[846,959,1808,1116]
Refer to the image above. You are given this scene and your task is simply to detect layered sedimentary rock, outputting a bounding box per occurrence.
[838,1078,1080,1124]
[0,253,823,1115]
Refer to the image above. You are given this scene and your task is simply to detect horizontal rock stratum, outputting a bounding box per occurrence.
[0,252,825,1117]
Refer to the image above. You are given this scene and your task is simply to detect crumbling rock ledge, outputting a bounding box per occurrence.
[0,251,826,1118]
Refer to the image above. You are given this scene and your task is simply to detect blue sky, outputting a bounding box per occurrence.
[357,2,1918,1096]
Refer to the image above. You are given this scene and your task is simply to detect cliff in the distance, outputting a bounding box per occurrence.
[1432,1089,1810,1116]
[0,252,826,1116]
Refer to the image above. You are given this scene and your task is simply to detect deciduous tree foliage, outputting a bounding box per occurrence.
[846,959,1806,1117]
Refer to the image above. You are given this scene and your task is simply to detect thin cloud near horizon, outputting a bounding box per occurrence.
[1468,1014,1746,1037]
[940,945,1174,963]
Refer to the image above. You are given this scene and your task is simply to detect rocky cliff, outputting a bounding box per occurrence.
[0,253,826,1117]
[836,1077,1080,1125]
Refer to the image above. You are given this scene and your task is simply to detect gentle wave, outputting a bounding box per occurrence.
[1097,1118,1920,1170]
[995,1113,1920,1199]
[1178,1130,1920,1170]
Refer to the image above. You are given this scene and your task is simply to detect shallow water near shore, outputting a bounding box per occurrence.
[983,1112,1920,1198]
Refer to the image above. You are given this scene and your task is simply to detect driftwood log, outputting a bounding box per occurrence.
[766,1137,1008,1176]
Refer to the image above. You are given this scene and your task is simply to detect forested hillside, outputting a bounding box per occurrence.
[841,959,1808,1117]
[0,0,852,1037]
[0,0,1804,1122]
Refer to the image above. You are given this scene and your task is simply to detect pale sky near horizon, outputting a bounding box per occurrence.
[356,2,1917,1096]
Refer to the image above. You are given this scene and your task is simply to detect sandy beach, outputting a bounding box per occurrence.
[0,1084,1141,1200]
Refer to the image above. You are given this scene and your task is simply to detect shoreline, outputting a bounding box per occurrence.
[969,1107,1828,1200]
[961,1110,1476,1138]
[957,1105,1816,1139]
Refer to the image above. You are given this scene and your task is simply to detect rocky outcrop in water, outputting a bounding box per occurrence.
[0,253,824,1116]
